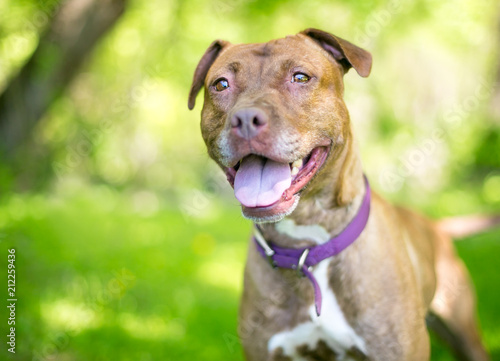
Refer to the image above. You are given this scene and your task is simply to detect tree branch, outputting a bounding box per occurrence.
[0,0,127,156]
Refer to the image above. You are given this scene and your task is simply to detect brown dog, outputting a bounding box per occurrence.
[188,28,491,361]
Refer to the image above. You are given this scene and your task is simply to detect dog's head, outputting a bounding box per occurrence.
[188,29,372,222]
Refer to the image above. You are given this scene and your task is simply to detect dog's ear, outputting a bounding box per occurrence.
[188,40,230,110]
[300,28,372,78]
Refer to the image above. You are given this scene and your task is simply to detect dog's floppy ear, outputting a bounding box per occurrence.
[301,28,372,78]
[188,40,229,110]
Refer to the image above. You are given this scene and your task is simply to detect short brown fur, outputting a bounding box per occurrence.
[189,29,490,361]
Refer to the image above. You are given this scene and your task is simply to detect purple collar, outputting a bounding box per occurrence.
[253,175,371,316]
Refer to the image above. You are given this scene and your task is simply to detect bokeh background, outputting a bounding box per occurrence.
[0,0,499,360]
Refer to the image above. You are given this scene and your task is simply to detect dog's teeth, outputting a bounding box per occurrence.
[291,166,299,176]
[291,159,303,169]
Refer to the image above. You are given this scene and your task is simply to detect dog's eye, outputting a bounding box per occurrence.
[214,78,230,92]
[292,73,310,83]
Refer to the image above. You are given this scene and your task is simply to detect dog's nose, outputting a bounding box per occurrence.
[231,108,268,140]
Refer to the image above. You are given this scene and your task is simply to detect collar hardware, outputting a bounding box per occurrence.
[253,175,371,316]
[254,226,277,268]
[296,248,310,277]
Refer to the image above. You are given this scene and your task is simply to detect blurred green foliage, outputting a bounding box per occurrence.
[0,0,498,210]
[0,190,499,360]
[0,189,250,360]
[0,0,499,359]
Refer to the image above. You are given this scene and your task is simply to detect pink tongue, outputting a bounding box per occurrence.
[234,155,292,207]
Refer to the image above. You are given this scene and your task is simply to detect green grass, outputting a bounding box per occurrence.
[429,228,500,360]
[0,189,498,360]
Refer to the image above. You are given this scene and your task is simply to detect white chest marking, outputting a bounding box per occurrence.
[268,259,366,360]
[276,219,330,244]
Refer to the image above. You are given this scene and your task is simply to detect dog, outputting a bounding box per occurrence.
[188,28,495,361]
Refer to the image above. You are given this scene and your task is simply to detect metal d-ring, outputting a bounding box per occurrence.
[296,248,310,277]
[254,227,276,268]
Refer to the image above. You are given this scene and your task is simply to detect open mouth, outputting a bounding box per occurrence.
[224,146,330,221]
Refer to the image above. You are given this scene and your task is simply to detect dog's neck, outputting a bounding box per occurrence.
[258,128,366,248]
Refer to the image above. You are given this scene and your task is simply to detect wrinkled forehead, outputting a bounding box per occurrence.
[206,34,333,81]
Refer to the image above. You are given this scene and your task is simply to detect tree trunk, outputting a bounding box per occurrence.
[0,0,127,158]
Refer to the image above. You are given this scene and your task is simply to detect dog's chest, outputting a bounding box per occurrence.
[267,259,367,361]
